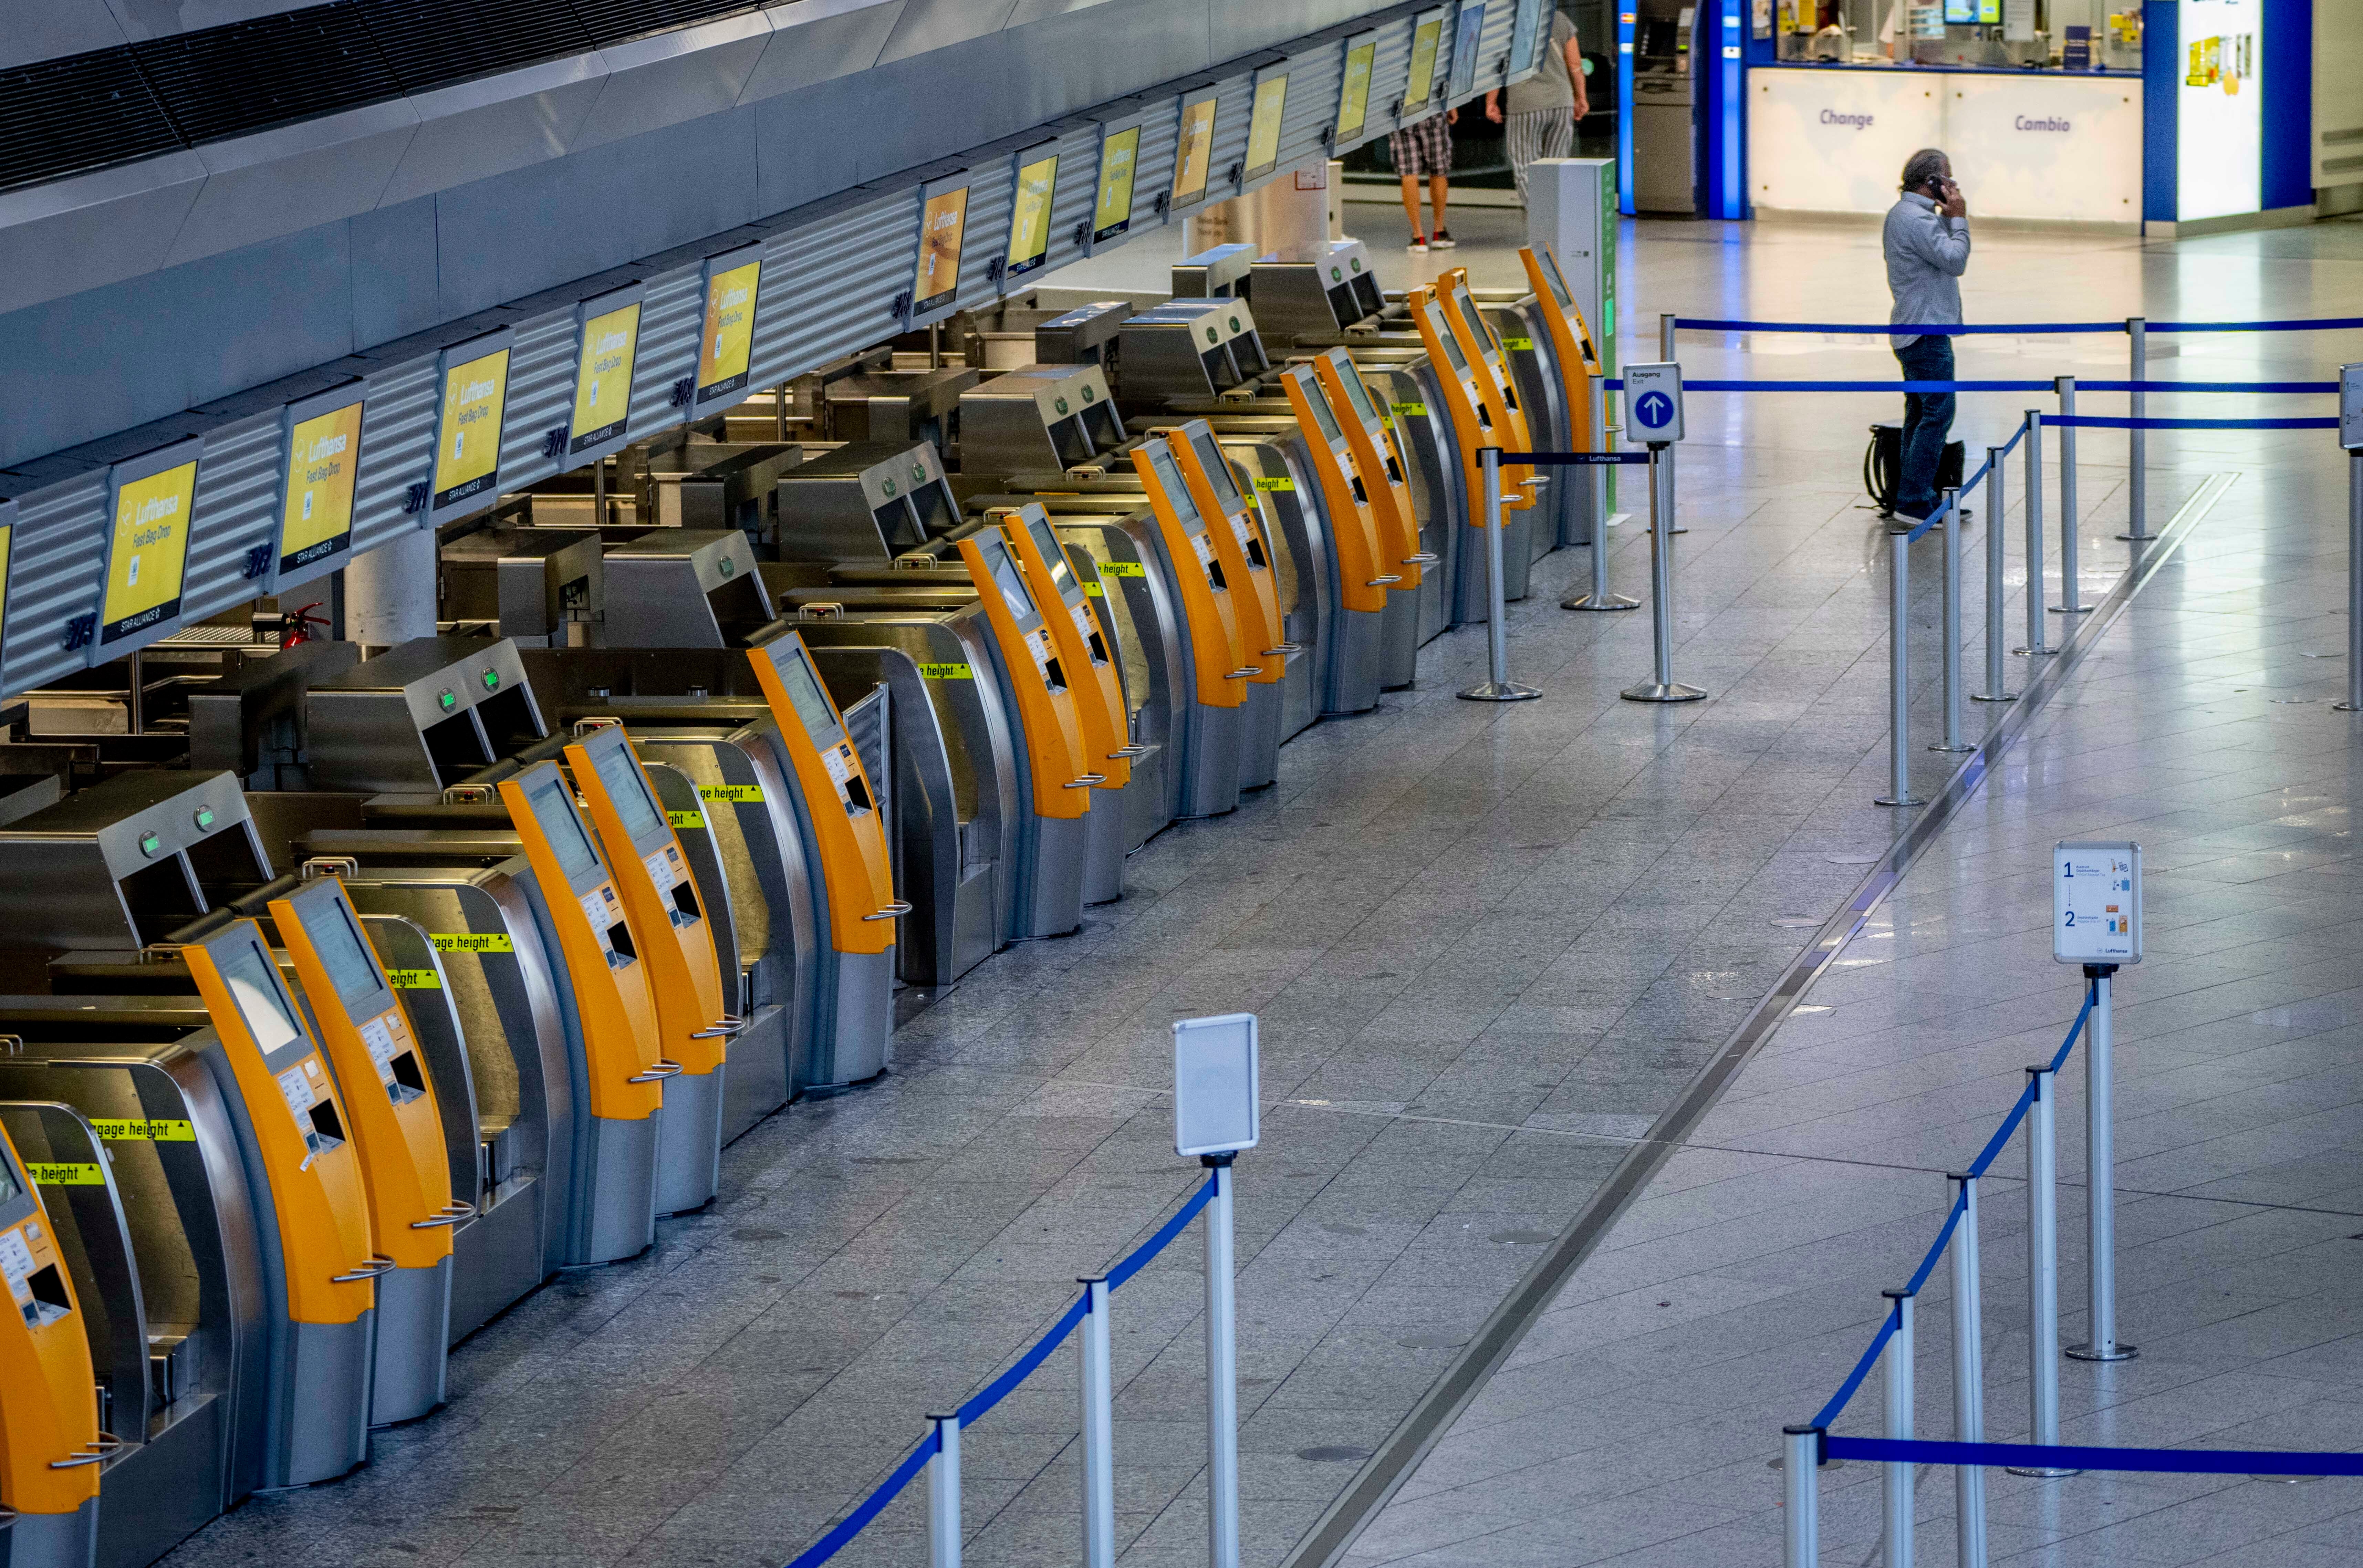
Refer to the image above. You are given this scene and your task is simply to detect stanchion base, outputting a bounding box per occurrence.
[1875,795,1926,807]
[1459,681,1543,703]
[2014,646,2059,657]
[1621,681,1706,703]
[2064,1342,2139,1362]
[2004,1466,2084,1479]
[2114,532,2153,543]
[2335,702,2361,713]
[2048,604,2096,615]
[1970,691,2019,703]
[1928,741,1977,753]
[1562,592,1640,612]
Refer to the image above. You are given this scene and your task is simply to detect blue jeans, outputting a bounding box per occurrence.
[1893,335,1955,519]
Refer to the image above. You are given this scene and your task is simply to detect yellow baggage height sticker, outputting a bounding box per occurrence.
[103,458,197,645]
[279,399,364,574]
[92,1118,194,1142]
[572,300,641,453]
[698,783,766,803]
[1093,126,1140,243]
[1098,559,1146,577]
[384,968,443,990]
[697,261,761,402]
[26,1163,104,1186]
[431,932,514,955]
[433,346,511,511]
[1007,153,1059,279]
[666,809,706,831]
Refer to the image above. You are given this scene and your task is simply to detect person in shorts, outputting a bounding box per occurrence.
[1389,107,1459,254]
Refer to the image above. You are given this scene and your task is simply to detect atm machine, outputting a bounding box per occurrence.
[268,874,466,1425]
[1127,436,1250,817]
[0,1120,105,1568]
[1312,348,1440,690]
[948,530,1096,937]
[742,631,902,1069]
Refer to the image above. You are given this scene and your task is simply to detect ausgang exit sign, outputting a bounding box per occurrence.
[2054,840,2140,965]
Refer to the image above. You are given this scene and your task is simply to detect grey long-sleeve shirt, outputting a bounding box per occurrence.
[1884,190,1970,350]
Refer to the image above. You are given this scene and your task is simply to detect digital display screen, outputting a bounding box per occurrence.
[571,300,640,452]
[1537,247,1572,307]
[1455,291,1493,355]
[1404,16,1445,106]
[300,896,384,1010]
[1943,0,2001,20]
[1007,154,1059,278]
[527,776,602,882]
[1329,356,1380,424]
[1427,304,1469,371]
[1299,374,1343,441]
[773,645,842,746]
[0,1144,19,1207]
[1335,40,1376,143]
[1189,432,1243,512]
[592,739,666,844]
[1244,74,1288,177]
[279,400,364,575]
[433,347,510,510]
[1027,517,1078,598]
[1172,96,1218,205]
[220,942,302,1055]
[915,186,970,314]
[1148,448,1200,524]
[989,548,1036,622]
[1093,127,1139,243]
[103,458,197,644]
[698,261,760,401]
[1447,2,1487,99]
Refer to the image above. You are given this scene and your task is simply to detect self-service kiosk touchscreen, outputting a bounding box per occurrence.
[494,762,667,1266]
[955,529,1093,939]
[269,874,462,1426]
[1129,436,1249,818]
[746,631,901,1087]
[181,919,378,1487]
[564,724,734,1216]
[0,1122,105,1568]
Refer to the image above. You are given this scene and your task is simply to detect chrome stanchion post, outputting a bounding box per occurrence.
[2118,319,2148,542]
[1079,1276,1116,1568]
[1461,447,1541,702]
[2053,377,2089,615]
[1204,1156,1240,1568]
[1565,443,1639,611]
[2008,1065,2078,1478]
[1876,524,1922,806]
[1974,443,2016,703]
[928,1414,962,1568]
[1883,1288,1916,1568]
[2018,411,2052,657]
[1948,1175,1988,1568]
[1621,442,1704,702]
[1784,1426,1822,1568]
[1659,312,1677,362]
[1933,491,1971,753]
[2067,966,2135,1362]
[2340,448,2362,713]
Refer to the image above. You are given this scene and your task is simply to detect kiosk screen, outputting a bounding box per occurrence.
[774,646,842,746]
[990,551,1035,623]
[593,743,666,842]
[1148,449,1199,523]
[1537,247,1573,308]
[529,778,602,881]
[0,1145,17,1205]
[221,943,303,1055]
[1302,380,1344,442]
[1427,304,1470,372]
[1455,291,1493,355]
[1189,432,1245,511]
[1027,517,1078,597]
[304,899,383,1009]
[1333,361,1380,424]
[1094,128,1139,242]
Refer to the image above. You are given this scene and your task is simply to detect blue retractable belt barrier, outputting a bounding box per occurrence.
[2047,415,2341,431]
[1673,316,2363,336]
[1827,1436,2363,1478]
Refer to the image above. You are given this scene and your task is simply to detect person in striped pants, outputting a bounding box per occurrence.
[1487,7,1586,208]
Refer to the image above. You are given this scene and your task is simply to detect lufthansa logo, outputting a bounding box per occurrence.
[1819,109,1874,128]
[2013,115,2072,132]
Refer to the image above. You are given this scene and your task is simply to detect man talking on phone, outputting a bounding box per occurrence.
[1884,147,1971,522]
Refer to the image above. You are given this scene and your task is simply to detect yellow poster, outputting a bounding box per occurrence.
[1405,18,1444,108]
[1173,96,1218,204]
[0,522,12,654]
[1007,154,1059,278]
[1246,75,1288,174]
[432,347,509,510]
[697,262,760,399]
[278,399,364,571]
[1094,127,1140,241]
[915,187,970,309]
[572,301,641,450]
[102,460,196,641]
[1336,42,1377,142]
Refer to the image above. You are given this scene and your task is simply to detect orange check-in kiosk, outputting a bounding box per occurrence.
[496,760,667,1266]
[565,723,735,1217]
[1277,361,1398,716]
[747,629,902,1088]
[271,874,463,1427]
[182,919,378,1486]
[1313,346,1437,689]
[995,502,1147,907]
[956,528,1095,939]
[1165,420,1292,790]
[1521,243,1609,549]
[0,1122,105,1568]
[1411,285,1534,626]
[1130,434,1251,818]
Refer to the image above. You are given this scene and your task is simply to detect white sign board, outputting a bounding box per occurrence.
[1624,363,1683,444]
[1174,1013,1260,1157]
[2341,363,2362,450]
[2177,0,2262,224]
[2054,840,2141,965]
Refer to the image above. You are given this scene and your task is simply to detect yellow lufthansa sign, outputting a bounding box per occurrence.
[103,460,197,643]
[1173,96,1218,204]
[1093,126,1140,242]
[1246,75,1288,174]
[1336,41,1377,142]
[279,400,364,573]
[433,347,510,511]
[1007,154,1059,279]
[572,301,641,452]
[1405,17,1445,108]
[914,187,970,311]
[698,262,761,401]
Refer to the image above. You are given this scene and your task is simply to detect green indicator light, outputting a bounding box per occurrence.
[480,668,500,692]
[138,831,162,858]
[438,688,458,712]
[193,807,215,830]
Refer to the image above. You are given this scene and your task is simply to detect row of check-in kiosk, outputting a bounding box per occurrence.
[0,238,1606,1568]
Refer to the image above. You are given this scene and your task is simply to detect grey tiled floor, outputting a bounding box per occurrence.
[163,216,2363,1568]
